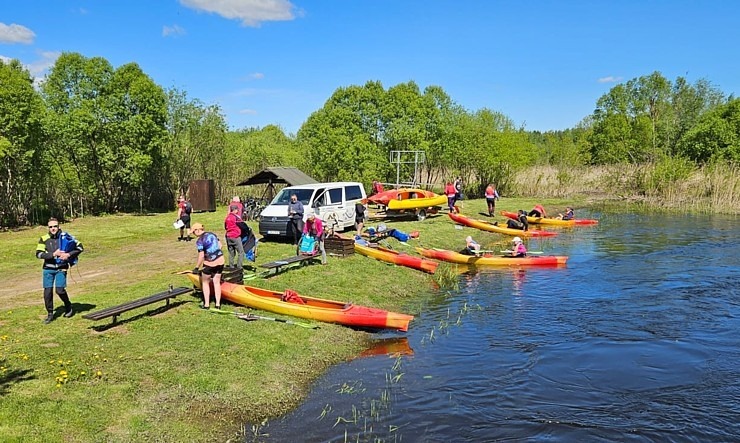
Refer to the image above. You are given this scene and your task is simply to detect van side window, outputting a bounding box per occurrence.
[345,185,363,201]
[328,188,343,204]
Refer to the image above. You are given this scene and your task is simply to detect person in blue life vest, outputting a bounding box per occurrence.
[460,236,481,256]
[36,218,84,324]
[557,207,575,220]
[302,213,327,265]
[191,223,225,310]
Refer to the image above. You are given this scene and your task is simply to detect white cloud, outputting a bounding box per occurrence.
[239,108,258,115]
[0,23,35,44]
[250,72,264,80]
[163,24,187,37]
[0,55,11,63]
[598,76,623,84]
[180,0,299,27]
[27,51,61,76]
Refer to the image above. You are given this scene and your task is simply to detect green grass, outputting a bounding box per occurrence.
[0,197,579,442]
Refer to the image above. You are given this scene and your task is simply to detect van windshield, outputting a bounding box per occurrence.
[270,188,315,205]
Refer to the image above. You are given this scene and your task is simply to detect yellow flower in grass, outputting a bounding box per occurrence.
[95,370,102,377]
[80,371,86,376]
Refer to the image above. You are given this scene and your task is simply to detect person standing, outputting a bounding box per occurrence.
[444,181,457,213]
[224,205,245,270]
[355,199,367,233]
[192,223,224,310]
[36,218,84,324]
[176,195,193,241]
[287,193,304,246]
[229,196,243,215]
[484,184,499,217]
[302,214,327,265]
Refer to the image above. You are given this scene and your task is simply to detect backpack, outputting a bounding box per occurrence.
[184,201,192,214]
[58,232,81,266]
[299,235,317,255]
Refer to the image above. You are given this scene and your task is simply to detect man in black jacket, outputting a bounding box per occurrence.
[35,218,84,324]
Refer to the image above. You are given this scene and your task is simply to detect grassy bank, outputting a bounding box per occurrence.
[512,162,740,214]
[1,196,587,442]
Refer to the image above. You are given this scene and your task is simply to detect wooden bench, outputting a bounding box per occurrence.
[260,254,320,275]
[82,286,192,324]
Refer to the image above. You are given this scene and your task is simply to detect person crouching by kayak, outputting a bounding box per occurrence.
[506,209,529,231]
[460,236,481,256]
[528,204,546,218]
[192,223,224,310]
[509,237,527,257]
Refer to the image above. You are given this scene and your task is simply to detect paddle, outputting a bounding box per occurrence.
[500,250,545,255]
[238,312,320,329]
[209,307,319,329]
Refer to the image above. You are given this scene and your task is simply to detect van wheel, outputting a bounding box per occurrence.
[416,209,427,221]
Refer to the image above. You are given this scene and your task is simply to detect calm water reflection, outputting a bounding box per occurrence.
[253,212,740,442]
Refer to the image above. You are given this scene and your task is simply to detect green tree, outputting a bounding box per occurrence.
[678,98,740,164]
[42,53,168,213]
[0,59,45,226]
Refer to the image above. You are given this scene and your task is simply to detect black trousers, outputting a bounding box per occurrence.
[44,287,71,314]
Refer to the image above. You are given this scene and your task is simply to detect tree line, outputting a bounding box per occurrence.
[1,53,738,227]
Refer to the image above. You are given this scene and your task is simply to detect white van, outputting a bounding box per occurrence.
[258,182,366,239]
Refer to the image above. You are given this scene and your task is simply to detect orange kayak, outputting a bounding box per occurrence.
[354,243,439,274]
[186,273,413,332]
[368,188,445,209]
[500,210,598,226]
[448,212,558,237]
[416,247,568,267]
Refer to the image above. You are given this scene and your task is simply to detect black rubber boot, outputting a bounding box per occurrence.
[43,313,54,324]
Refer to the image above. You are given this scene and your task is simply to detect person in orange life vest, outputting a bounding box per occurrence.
[509,236,527,257]
[192,223,225,310]
[557,207,575,220]
[176,195,193,241]
[224,205,244,270]
[444,182,457,213]
[528,204,546,218]
[505,209,529,231]
[484,184,499,216]
[302,214,327,265]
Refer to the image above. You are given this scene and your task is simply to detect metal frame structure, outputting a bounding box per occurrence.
[389,150,426,188]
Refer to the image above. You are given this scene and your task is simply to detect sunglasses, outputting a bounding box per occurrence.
[48,225,59,228]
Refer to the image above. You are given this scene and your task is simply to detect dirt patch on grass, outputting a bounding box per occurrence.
[2,239,194,310]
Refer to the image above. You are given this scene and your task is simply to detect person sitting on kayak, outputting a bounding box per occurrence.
[505,209,529,231]
[460,236,481,256]
[528,204,546,218]
[509,237,527,257]
[556,207,574,220]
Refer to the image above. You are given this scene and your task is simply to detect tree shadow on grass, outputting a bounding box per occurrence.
[0,358,36,397]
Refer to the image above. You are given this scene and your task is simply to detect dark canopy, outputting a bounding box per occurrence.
[236,167,317,200]
[236,167,316,186]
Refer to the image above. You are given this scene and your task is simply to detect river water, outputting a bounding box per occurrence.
[252,212,740,442]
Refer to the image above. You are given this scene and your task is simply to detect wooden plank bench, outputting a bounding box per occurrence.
[82,286,192,325]
[260,254,320,275]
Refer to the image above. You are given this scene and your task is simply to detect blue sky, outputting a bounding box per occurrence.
[2,1,738,135]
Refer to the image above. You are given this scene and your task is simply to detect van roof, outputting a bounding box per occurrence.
[282,182,363,189]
